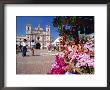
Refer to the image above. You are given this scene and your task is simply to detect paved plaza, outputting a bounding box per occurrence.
[16,49,58,74]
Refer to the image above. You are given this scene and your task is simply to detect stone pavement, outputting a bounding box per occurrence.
[16,49,58,74]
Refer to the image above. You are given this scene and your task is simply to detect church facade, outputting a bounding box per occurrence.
[16,24,52,49]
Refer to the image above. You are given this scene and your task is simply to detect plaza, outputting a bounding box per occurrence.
[16,49,58,74]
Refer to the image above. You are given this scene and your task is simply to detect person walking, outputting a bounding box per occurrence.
[21,39,27,57]
[31,40,36,56]
[19,42,22,52]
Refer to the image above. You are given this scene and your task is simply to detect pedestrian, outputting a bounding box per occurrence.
[16,44,19,53]
[31,40,36,56]
[48,44,51,51]
[19,42,22,52]
[21,39,27,57]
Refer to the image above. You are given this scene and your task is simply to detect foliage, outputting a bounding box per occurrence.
[52,16,94,43]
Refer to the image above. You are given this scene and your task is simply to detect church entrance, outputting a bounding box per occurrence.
[36,43,41,49]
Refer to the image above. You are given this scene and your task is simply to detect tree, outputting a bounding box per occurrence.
[53,16,78,42]
[53,16,94,44]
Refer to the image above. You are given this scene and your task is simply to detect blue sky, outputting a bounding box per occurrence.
[16,16,59,41]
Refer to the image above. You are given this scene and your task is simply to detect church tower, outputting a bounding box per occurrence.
[46,25,51,45]
[26,24,32,41]
[46,25,50,35]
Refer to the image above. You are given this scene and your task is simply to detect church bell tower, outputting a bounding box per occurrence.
[46,25,51,45]
[26,24,32,41]
[46,25,50,35]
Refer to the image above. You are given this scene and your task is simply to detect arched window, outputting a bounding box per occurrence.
[28,27,30,30]
[47,29,49,32]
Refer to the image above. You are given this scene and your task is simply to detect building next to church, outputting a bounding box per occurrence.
[16,24,52,49]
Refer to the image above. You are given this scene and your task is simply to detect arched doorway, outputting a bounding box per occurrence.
[36,43,41,49]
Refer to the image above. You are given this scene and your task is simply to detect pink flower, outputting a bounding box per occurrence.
[68,51,74,58]
[76,63,81,68]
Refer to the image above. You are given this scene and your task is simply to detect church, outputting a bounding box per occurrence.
[16,24,52,49]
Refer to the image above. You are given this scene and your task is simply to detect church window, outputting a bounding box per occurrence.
[28,27,29,30]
